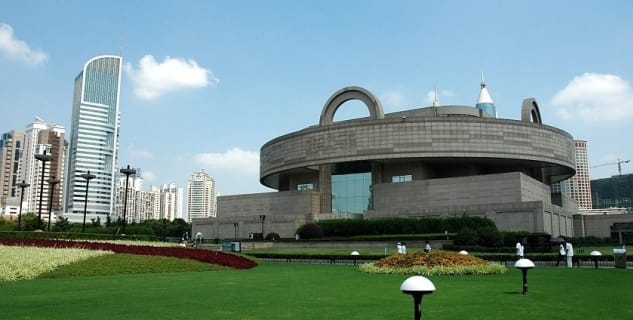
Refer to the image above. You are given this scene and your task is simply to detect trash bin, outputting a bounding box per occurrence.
[613,248,627,268]
[230,241,241,253]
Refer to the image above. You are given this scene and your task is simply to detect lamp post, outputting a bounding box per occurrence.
[351,251,360,265]
[590,251,602,269]
[80,171,96,232]
[119,165,136,235]
[400,275,436,320]
[46,176,60,232]
[514,258,535,295]
[233,222,239,240]
[34,150,54,229]
[259,214,266,239]
[15,180,30,231]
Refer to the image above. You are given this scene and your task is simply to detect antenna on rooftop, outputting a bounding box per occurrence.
[432,86,440,107]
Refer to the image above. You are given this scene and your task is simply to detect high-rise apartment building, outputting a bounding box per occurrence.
[19,118,65,217]
[0,130,25,210]
[160,182,183,221]
[554,140,593,210]
[63,55,122,221]
[114,169,143,223]
[187,170,216,222]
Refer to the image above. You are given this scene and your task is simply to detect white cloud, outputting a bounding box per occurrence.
[0,23,48,65]
[124,55,219,100]
[381,90,404,107]
[142,171,158,183]
[128,147,153,158]
[551,73,633,121]
[194,148,259,175]
[425,89,455,104]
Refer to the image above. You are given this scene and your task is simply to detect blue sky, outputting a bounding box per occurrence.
[1,0,632,196]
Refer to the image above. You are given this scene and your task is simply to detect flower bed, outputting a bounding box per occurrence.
[359,251,506,275]
[0,238,257,270]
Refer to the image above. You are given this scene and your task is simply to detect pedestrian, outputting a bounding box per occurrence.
[516,241,524,258]
[401,242,407,254]
[195,231,204,247]
[396,242,403,254]
[556,243,566,266]
[424,241,432,253]
[565,241,574,268]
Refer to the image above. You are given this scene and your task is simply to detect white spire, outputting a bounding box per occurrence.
[476,73,496,117]
[477,73,494,104]
[432,86,440,107]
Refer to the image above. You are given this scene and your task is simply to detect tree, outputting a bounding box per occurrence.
[53,216,71,232]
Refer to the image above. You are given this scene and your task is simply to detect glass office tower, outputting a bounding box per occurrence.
[63,56,122,220]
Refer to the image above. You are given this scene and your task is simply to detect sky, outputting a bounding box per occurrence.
[1,0,632,197]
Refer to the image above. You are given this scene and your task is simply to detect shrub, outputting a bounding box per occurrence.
[317,216,498,237]
[454,227,479,245]
[297,223,324,239]
[265,232,280,241]
[477,226,503,247]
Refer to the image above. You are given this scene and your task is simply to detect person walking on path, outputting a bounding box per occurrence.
[556,243,566,266]
[565,241,574,268]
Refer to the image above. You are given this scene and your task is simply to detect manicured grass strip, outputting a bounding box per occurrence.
[0,238,257,269]
[40,253,224,278]
[0,263,631,319]
[0,245,111,281]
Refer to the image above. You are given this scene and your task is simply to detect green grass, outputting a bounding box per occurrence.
[0,261,631,319]
[39,253,224,278]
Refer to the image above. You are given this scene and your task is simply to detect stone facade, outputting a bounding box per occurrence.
[194,86,579,239]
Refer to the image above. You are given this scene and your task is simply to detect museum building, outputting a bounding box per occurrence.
[194,83,578,239]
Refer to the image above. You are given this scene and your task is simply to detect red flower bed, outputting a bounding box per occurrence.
[0,238,257,269]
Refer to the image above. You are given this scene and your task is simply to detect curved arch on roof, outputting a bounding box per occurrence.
[521,98,543,124]
[319,86,384,126]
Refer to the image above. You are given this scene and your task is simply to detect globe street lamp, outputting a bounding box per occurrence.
[80,171,96,232]
[259,214,266,239]
[46,176,60,232]
[34,150,54,229]
[514,258,535,295]
[15,180,30,231]
[590,250,602,269]
[400,275,436,320]
[119,165,136,235]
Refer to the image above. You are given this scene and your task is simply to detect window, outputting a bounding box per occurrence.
[392,175,413,183]
[297,184,314,191]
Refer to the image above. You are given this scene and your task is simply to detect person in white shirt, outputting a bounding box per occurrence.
[516,241,524,258]
[565,241,574,268]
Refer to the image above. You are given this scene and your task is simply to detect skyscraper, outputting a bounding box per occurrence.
[0,130,25,209]
[187,170,216,222]
[63,55,122,221]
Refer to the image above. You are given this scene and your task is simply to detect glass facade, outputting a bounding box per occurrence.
[332,172,371,214]
[64,56,122,217]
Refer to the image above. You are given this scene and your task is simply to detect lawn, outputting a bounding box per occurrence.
[0,262,631,319]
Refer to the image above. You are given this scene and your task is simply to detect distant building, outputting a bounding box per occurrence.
[63,55,123,221]
[591,173,633,212]
[114,169,143,222]
[19,118,65,219]
[160,182,183,221]
[0,130,25,211]
[553,140,593,209]
[187,170,216,222]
